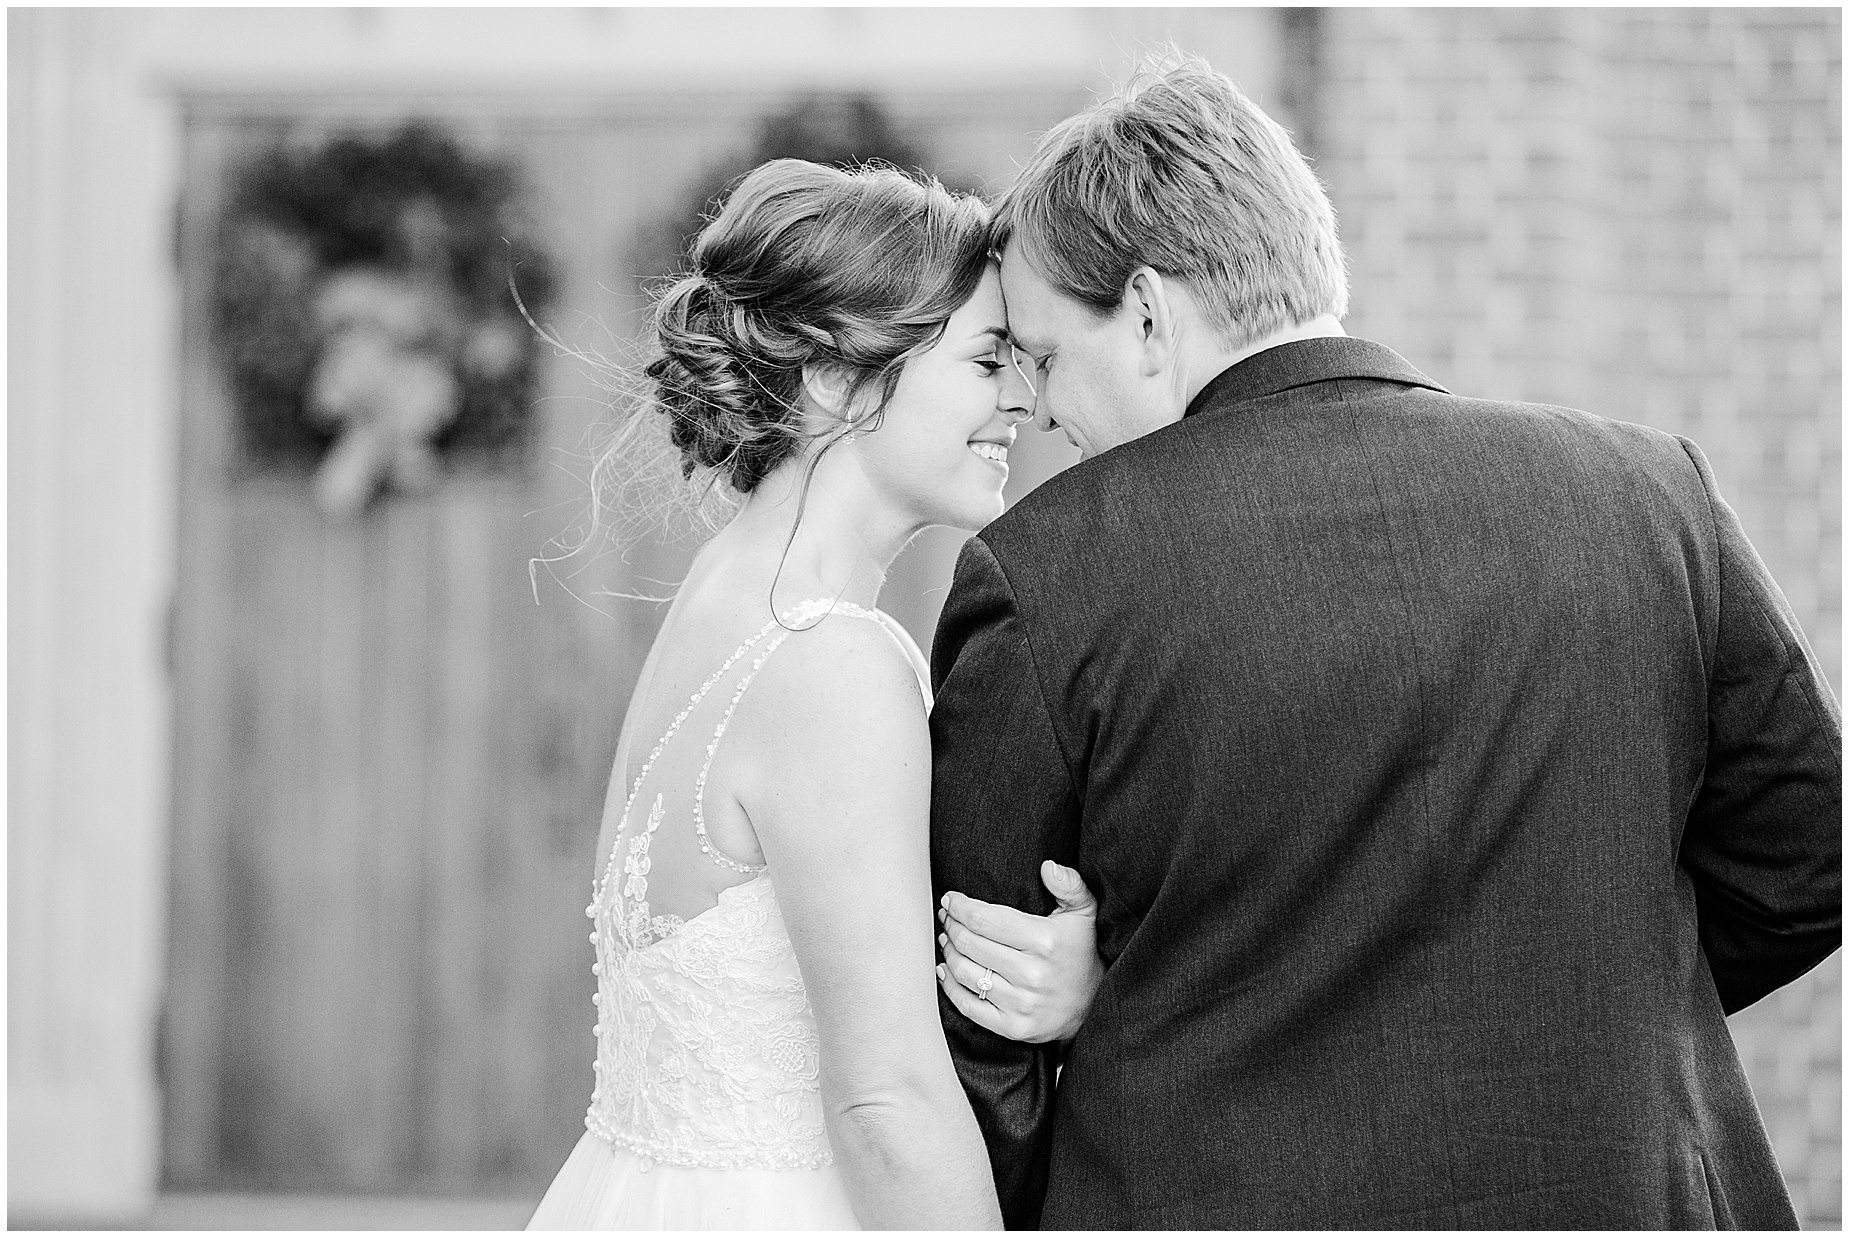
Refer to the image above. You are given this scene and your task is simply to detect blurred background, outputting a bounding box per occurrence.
[9,7,1838,1230]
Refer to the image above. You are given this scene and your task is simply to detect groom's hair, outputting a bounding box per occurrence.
[991,47,1348,348]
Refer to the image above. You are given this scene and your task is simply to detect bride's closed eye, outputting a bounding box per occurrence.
[974,339,1015,376]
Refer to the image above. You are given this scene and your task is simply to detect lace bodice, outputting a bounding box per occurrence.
[580,598,912,1171]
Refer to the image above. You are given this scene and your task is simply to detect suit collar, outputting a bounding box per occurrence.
[1184,336,1447,418]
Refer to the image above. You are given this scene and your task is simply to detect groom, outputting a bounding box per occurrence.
[928,52,1841,1229]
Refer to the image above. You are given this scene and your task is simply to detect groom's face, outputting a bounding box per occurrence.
[999,244,1160,460]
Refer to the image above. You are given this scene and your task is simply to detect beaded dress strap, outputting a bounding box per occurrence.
[591,599,897,894]
[592,614,783,902]
[690,597,894,874]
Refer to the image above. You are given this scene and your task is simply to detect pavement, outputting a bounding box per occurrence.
[11,1193,541,1231]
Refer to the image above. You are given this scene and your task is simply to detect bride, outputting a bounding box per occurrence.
[527,159,1102,1230]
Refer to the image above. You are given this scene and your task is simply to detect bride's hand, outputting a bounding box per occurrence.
[935,861,1105,1044]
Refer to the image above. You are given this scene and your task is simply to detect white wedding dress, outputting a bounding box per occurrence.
[528,599,921,1231]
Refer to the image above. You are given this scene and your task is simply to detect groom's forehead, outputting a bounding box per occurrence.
[1001,250,1087,335]
[997,272,1048,346]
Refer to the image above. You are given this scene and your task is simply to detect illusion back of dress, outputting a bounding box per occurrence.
[579,598,914,1174]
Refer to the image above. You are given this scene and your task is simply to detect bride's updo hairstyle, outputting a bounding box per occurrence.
[645,158,991,494]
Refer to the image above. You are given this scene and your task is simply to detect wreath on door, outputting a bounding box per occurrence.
[212,122,554,517]
[642,94,975,281]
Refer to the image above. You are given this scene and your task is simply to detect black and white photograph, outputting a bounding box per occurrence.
[9,6,1840,1231]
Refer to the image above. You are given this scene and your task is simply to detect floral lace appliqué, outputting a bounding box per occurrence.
[620,794,686,950]
[576,600,900,1173]
[585,871,830,1171]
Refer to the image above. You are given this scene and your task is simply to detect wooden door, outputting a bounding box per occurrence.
[164,88,1082,1194]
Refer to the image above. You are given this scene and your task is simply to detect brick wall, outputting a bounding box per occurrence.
[1312,8,1841,1227]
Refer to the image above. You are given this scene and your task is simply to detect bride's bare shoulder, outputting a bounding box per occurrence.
[745,609,928,746]
[729,610,930,857]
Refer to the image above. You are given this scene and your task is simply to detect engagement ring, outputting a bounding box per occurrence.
[977,967,995,1001]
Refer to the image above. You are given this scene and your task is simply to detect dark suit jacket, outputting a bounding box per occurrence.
[929,337,1840,1229]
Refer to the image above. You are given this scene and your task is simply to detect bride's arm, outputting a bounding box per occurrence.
[740,620,1002,1230]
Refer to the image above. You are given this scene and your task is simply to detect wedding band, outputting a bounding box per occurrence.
[976,968,995,1000]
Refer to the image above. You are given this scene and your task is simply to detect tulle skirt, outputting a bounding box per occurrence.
[526,1131,861,1230]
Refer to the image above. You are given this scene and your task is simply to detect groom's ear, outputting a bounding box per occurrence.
[1123,266,1177,378]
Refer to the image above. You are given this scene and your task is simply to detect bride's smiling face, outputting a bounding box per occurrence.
[850,267,1034,532]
